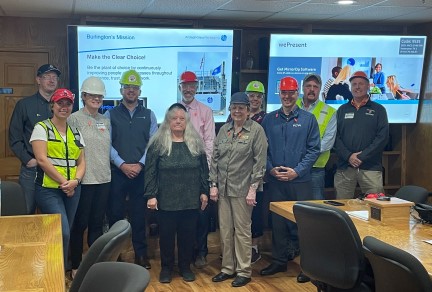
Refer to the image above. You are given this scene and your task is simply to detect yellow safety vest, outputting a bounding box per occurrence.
[37,119,82,188]
[297,99,336,168]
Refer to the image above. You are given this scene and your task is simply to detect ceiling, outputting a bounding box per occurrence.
[1,0,432,26]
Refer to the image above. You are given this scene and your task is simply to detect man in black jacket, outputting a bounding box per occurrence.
[334,71,389,199]
[9,64,61,214]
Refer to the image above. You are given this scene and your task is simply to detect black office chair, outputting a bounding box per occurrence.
[0,181,28,216]
[293,201,372,292]
[363,236,432,292]
[394,185,429,204]
[78,262,150,292]
[69,219,132,292]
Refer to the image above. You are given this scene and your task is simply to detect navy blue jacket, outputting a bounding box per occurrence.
[262,106,320,183]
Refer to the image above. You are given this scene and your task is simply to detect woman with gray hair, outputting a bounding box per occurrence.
[210,92,267,287]
[144,103,209,284]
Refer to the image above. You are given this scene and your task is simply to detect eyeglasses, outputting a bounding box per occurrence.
[280,90,297,96]
[40,75,59,81]
[304,84,320,90]
[55,100,73,107]
[122,85,140,90]
[84,93,104,100]
[230,104,248,111]
[181,83,197,89]
[247,93,263,99]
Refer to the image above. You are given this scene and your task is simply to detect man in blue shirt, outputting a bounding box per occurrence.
[260,76,320,277]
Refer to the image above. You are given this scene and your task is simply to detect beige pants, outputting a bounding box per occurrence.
[218,195,253,278]
[334,168,384,199]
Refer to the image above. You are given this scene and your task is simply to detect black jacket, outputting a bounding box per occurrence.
[9,92,52,165]
[335,99,389,171]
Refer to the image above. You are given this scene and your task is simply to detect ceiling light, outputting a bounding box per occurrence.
[337,0,356,4]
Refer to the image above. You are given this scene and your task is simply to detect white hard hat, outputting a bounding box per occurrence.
[80,76,106,96]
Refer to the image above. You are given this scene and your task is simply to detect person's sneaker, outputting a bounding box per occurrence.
[251,248,261,264]
[180,269,196,282]
[194,255,207,268]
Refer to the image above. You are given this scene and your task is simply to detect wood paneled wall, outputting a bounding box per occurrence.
[0,16,79,88]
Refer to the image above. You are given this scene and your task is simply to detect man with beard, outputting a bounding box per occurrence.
[9,64,61,214]
[297,74,337,200]
[334,71,388,199]
[179,71,215,268]
[105,69,158,269]
[294,73,336,283]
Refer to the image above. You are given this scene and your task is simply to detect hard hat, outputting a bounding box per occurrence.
[279,76,298,91]
[230,92,250,105]
[349,71,369,82]
[246,81,265,94]
[51,88,74,103]
[179,71,198,83]
[81,76,106,96]
[119,70,143,86]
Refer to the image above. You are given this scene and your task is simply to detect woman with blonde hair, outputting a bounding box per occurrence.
[326,65,353,101]
[386,75,413,100]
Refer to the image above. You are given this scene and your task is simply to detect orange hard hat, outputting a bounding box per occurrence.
[179,71,198,83]
[349,71,369,82]
[279,76,298,91]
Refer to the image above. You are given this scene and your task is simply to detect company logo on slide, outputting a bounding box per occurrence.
[221,35,227,41]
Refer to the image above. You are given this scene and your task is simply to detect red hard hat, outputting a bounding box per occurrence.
[279,76,298,91]
[180,71,198,83]
[349,71,369,82]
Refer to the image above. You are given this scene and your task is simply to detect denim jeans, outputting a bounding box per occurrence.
[311,167,326,200]
[18,166,37,214]
[35,184,81,267]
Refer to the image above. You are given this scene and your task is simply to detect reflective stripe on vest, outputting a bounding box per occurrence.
[38,120,82,188]
[297,100,336,168]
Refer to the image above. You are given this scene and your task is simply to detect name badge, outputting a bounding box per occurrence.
[96,122,106,131]
[344,113,355,119]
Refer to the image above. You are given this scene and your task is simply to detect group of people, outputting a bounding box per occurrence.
[9,63,388,288]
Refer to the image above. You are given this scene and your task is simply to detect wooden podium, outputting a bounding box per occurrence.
[364,197,414,224]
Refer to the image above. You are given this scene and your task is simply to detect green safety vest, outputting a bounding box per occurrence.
[36,119,82,188]
[297,99,336,168]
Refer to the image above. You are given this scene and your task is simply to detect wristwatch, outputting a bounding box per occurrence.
[209,182,217,188]
[250,183,258,189]
[75,177,82,185]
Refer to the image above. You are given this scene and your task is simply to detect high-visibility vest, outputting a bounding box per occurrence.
[297,100,336,168]
[36,119,83,188]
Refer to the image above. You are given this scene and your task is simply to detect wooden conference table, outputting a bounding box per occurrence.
[270,199,432,277]
[0,214,65,292]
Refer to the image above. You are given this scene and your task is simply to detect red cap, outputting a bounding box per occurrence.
[349,71,369,82]
[279,76,299,91]
[180,71,198,83]
[51,88,75,103]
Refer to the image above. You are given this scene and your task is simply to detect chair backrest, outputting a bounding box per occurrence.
[69,219,131,292]
[78,262,150,292]
[293,201,367,290]
[394,185,428,204]
[363,236,432,292]
[0,181,28,216]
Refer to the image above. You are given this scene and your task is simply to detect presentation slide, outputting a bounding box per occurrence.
[72,26,235,123]
[268,34,427,123]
